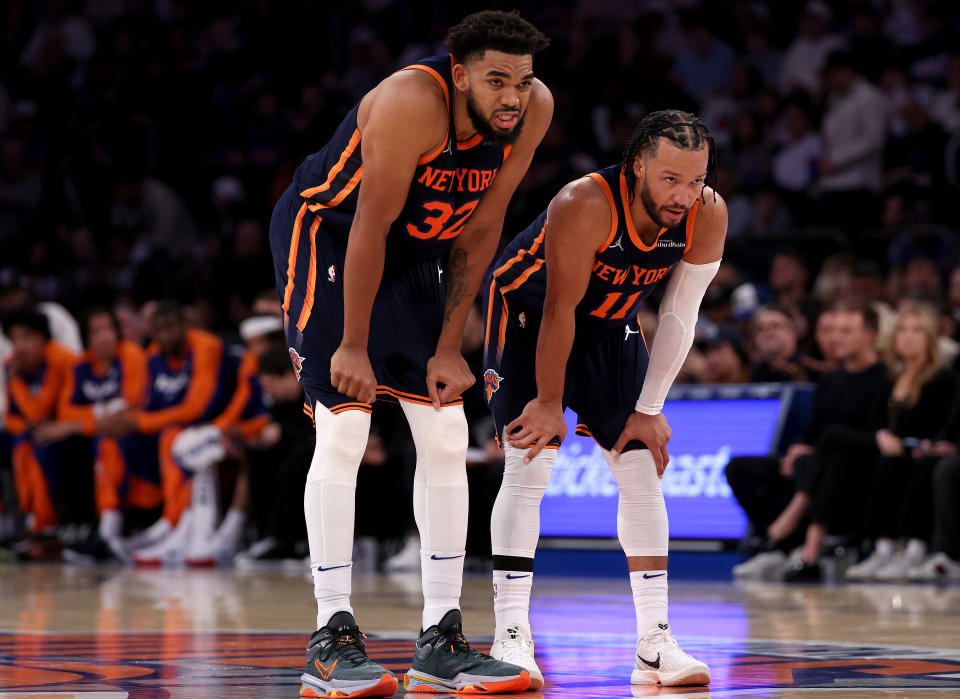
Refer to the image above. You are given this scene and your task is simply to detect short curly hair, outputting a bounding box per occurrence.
[445,10,549,64]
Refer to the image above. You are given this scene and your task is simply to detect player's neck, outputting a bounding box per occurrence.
[626,197,663,244]
[451,91,478,142]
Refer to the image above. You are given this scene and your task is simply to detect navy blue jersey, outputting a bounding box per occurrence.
[492,164,698,333]
[291,54,510,272]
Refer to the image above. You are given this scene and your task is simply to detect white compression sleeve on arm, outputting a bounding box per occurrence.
[635,259,721,415]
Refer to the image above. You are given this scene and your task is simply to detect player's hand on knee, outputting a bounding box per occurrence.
[505,398,566,463]
[426,350,475,409]
[612,412,672,477]
[330,344,377,404]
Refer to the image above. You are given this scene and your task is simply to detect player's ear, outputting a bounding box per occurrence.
[633,155,644,183]
[451,61,469,92]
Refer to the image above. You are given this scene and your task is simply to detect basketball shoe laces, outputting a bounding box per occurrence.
[320,625,369,664]
[498,627,534,664]
[435,623,484,660]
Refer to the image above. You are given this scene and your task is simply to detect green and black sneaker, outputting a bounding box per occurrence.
[299,611,398,697]
[404,609,530,694]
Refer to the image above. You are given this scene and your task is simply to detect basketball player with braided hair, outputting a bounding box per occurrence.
[482,110,725,688]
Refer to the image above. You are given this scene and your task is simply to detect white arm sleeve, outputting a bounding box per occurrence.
[635,259,721,415]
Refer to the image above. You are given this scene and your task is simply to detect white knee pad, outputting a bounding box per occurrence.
[603,448,668,557]
[491,444,556,558]
[401,402,469,552]
[304,404,371,562]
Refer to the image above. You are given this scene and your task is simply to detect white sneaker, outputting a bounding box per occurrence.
[907,552,960,582]
[121,517,171,554]
[187,508,244,566]
[384,535,420,572]
[490,625,544,690]
[846,551,894,580]
[874,552,925,582]
[132,511,193,565]
[732,550,786,580]
[632,623,710,687]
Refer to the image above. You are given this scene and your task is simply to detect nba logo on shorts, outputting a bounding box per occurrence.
[288,348,306,381]
[518,311,527,328]
[483,369,503,403]
[327,265,336,283]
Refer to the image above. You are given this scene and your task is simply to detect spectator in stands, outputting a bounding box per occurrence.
[778,1,845,97]
[2,308,77,536]
[698,326,751,384]
[670,18,737,104]
[845,308,955,580]
[728,302,885,580]
[769,250,810,307]
[817,50,886,233]
[748,305,809,382]
[771,96,820,210]
[783,304,891,581]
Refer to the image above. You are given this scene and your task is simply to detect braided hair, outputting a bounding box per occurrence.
[621,110,717,203]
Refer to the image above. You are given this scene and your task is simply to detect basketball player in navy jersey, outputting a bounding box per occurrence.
[268,11,552,697]
[483,111,726,688]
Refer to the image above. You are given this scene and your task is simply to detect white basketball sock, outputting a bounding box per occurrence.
[493,569,534,639]
[421,549,465,629]
[630,569,668,636]
[305,403,370,629]
[313,561,353,628]
[400,402,470,628]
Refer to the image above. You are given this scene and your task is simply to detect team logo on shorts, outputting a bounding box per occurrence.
[518,311,527,328]
[483,369,503,403]
[327,265,336,283]
[288,347,306,381]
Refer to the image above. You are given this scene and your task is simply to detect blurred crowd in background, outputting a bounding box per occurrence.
[1,0,960,582]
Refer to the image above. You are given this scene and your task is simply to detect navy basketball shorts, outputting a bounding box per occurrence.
[269,184,461,413]
[481,280,650,453]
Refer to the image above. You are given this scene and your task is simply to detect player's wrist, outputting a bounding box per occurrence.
[634,400,661,416]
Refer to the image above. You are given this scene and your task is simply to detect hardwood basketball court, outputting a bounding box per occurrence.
[1,563,959,696]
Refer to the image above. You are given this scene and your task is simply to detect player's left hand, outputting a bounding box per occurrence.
[612,412,672,477]
[426,350,475,409]
[505,398,566,463]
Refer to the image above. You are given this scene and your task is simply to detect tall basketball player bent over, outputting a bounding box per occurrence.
[268,11,553,698]
[483,111,727,689]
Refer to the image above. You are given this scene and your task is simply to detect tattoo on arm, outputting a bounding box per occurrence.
[444,248,474,324]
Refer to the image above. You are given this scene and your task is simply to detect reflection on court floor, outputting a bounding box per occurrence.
[1,565,959,697]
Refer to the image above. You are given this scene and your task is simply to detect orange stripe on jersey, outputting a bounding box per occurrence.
[457,133,483,150]
[496,295,509,360]
[281,202,309,313]
[682,198,701,259]
[300,130,361,200]
[376,385,463,407]
[404,63,450,165]
[588,173,619,252]
[619,169,666,251]
[499,258,544,294]
[295,216,325,332]
[493,223,545,278]
[404,64,449,109]
[483,279,496,358]
[307,165,363,212]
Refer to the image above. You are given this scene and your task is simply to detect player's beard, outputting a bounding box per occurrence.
[639,178,685,229]
[466,90,524,147]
